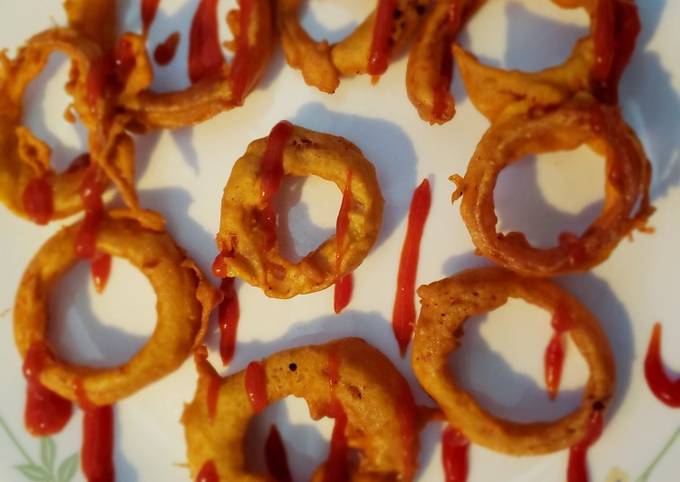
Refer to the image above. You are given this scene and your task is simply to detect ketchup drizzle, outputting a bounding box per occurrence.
[23,342,73,436]
[392,179,432,356]
[644,322,680,408]
[432,2,465,121]
[141,0,161,36]
[75,165,111,293]
[196,460,219,482]
[567,410,604,482]
[218,277,240,366]
[368,0,398,76]
[22,176,54,225]
[544,304,572,400]
[265,425,292,482]
[81,404,115,482]
[592,0,641,103]
[259,121,294,249]
[323,351,348,482]
[333,171,354,314]
[442,426,470,482]
[229,0,256,104]
[154,31,181,66]
[188,0,224,84]
[244,361,267,414]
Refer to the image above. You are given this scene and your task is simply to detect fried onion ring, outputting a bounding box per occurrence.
[0,28,137,224]
[277,0,429,94]
[13,215,219,406]
[452,0,641,122]
[451,100,653,276]
[182,338,419,481]
[406,0,482,124]
[116,0,273,130]
[216,124,384,298]
[412,267,615,455]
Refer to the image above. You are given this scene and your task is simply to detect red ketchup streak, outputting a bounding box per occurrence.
[229,0,256,104]
[196,461,218,482]
[265,425,292,482]
[75,166,111,293]
[368,0,398,76]
[323,352,348,482]
[23,342,73,436]
[218,277,240,366]
[392,179,432,356]
[592,0,641,103]
[188,0,224,84]
[644,322,680,408]
[81,404,115,482]
[544,304,572,400]
[567,410,604,482]
[141,0,160,36]
[333,171,353,314]
[154,31,180,65]
[244,361,267,414]
[259,121,294,249]
[432,2,464,121]
[22,176,54,225]
[442,426,469,482]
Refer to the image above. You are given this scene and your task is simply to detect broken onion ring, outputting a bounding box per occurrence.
[13,215,219,406]
[412,267,615,455]
[182,338,419,481]
[277,0,429,93]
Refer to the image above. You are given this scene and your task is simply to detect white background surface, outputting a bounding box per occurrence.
[0,0,679,481]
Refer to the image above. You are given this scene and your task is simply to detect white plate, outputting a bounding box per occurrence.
[1,1,679,481]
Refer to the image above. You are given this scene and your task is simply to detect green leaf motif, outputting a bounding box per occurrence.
[56,453,79,482]
[40,438,56,471]
[15,464,50,481]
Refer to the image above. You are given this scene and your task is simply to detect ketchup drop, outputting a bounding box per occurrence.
[141,0,161,36]
[265,425,292,482]
[367,0,398,76]
[81,404,115,482]
[22,176,54,225]
[218,277,240,366]
[442,426,469,482]
[244,361,267,414]
[544,304,572,400]
[229,0,256,104]
[259,121,294,249]
[154,31,181,66]
[333,171,354,314]
[644,322,680,408]
[196,460,218,482]
[23,342,73,436]
[188,0,225,84]
[567,410,604,482]
[392,179,432,356]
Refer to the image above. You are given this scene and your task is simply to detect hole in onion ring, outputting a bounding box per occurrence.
[462,0,588,72]
[448,298,588,423]
[300,1,374,44]
[245,397,334,480]
[494,147,605,248]
[276,176,341,263]
[23,52,88,173]
[48,258,156,367]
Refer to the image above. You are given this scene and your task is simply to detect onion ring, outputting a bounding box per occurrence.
[216,124,384,299]
[406,0,483,124]
[182,338,419,481]
[13,215,219,406]
[452,0,641,122]
[277,0,429,94]
[412,267,616,455]
[117,0,274,130]
[64,0,117,50]
[0,28,143,224]
[451,100,653,276]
